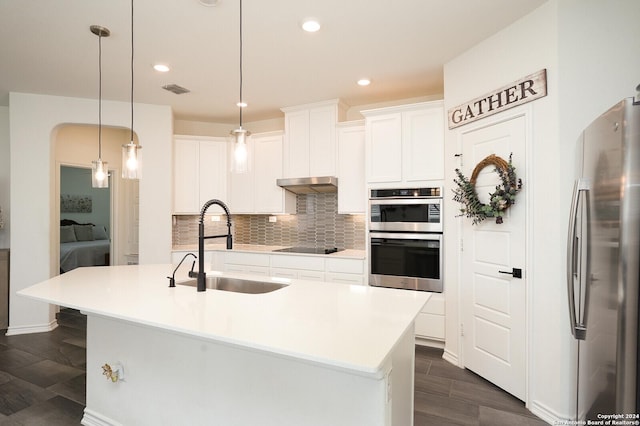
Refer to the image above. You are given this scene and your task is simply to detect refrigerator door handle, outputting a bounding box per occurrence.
[567,178,590,340]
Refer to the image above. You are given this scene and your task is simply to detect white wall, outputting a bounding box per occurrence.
[443,0,640,422]
[8,93,173,334]
[0,106,9,249]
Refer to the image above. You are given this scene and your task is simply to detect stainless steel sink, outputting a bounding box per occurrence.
[177,276,288,294]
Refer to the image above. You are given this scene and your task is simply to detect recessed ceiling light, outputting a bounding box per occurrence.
[357,78,371,86]
[301,19,321,32]
[153,64,170,73]
[198,0,219,6]
[237,101,248,108]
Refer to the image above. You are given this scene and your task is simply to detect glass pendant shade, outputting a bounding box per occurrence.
[122,142,142,179]
[90,25,110,189]
[92,159,109,188]
[230,127,250,173]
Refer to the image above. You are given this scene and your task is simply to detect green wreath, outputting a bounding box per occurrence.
[453,153,522,225]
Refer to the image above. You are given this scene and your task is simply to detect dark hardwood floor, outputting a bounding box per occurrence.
[0,309,86,425]
[0,309,547,425]
[414,345,548,425]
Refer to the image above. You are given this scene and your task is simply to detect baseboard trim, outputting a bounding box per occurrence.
[5,320,58,336]
[442,348,459,366]
[82,408,123,426]
[528,399,564,425]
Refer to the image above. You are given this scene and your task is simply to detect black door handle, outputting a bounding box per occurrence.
[499,268,522,279]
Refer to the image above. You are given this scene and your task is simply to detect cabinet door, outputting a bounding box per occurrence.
[253,134,295,214]
[403,105,444,182]
[228,139,255,213]
[337,124,365,213]
[415,293,445,340]
[173,139,199,213]
[283,109,310,178]
[366,113,402,183]
[309,105,337,176]
[199,139,228,206]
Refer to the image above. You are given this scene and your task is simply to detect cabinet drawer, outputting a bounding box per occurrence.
[326,258,364,274]
[225,252,270,267]
[271,268,325,282]
[271,255,324,271]
[298,270,325,282]
[325,272,365,285]
[415,312,445,340]
[225,264,269,276]
[271,268,298,279]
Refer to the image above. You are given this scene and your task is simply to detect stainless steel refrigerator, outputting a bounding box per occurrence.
[567,97,640,420]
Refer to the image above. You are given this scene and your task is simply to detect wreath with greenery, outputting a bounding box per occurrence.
[453,153,522,225]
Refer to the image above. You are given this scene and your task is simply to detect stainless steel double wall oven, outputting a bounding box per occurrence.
[368,187,443,292]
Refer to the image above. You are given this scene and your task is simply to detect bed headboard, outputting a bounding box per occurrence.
[61,219,95,227]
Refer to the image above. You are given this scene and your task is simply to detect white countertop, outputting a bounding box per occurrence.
[19,265,428,378]
[172,243,366,259]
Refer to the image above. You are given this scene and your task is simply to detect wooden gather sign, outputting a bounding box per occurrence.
[447,69,547,129]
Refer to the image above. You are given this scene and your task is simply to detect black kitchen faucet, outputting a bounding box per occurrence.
[197,199,233,292]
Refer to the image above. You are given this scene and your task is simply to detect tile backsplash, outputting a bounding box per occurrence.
[172,193,365,250]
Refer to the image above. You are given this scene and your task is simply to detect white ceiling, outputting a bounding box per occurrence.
[0,0,546,123]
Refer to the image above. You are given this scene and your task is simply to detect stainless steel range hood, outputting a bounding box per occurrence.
[276,176,338,194]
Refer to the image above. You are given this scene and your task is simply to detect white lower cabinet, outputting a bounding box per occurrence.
[414,293,445,342]
[325,273,364,285]
[223,252,270,276]
[271,268,325,281]
[325,258,365,285]
[270,255,325,281]
[217,251,364,284]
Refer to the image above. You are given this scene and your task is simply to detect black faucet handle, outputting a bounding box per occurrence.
[188,260,197,278]
[167,276,176,288]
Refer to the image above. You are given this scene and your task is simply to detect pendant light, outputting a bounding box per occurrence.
[122,0,142,179]
[230,0,250,173]
[90,25,110,189]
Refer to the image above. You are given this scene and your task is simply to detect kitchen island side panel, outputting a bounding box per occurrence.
[85,314,396,426]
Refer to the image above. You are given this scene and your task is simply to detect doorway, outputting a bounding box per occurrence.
[54,124,139,272]
[59,165,111,273]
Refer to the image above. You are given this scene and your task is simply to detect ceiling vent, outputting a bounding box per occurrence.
[162,84,190,95]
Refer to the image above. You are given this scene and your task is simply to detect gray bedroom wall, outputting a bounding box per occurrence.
[60,165,110,235]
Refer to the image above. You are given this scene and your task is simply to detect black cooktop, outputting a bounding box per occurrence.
[273,247,342,255]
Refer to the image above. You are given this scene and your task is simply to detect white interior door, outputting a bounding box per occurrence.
[460,113,527,401]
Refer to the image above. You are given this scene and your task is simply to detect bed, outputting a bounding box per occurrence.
[60,219,110,273]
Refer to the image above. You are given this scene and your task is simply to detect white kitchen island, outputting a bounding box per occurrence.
[19,264,429,426]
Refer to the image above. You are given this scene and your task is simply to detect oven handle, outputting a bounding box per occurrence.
[369,198,442,206]
[369,232,442,242]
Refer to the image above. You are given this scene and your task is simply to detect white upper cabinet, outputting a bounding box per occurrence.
[253,132,295,214]
[362,100,444,187]
[173,136,228,214]
[228,132,295,215]
[228,137,255,214]
[364,113,402,183]
[403,106,445,182]
[337,122,366,214]
[281,99,347,178]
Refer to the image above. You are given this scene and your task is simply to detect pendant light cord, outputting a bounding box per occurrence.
[239,0,243,127]
[130,0,135,143]
[98,32,103,160]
